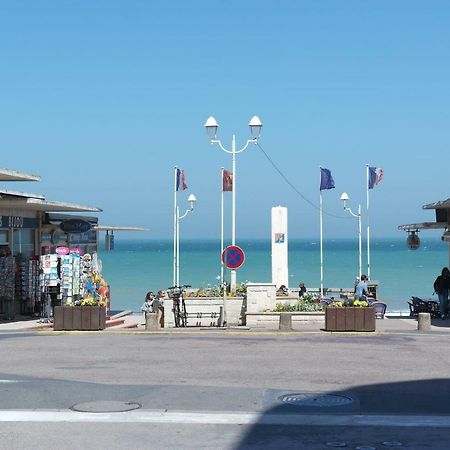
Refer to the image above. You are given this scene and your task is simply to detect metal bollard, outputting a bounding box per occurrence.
[279,312,293,331]
[418,312,431,331]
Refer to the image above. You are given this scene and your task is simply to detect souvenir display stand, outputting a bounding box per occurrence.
[39,251,108,330]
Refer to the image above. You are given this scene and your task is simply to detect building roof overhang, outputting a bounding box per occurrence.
[423,198,450,210]
[0,197,102,213]
[0,188,45,200]
[0,168,40,182]
[398,222,448,231]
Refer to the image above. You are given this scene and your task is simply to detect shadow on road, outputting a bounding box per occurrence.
[236,378,450,449]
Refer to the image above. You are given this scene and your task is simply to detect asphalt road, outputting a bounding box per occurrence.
[1,330,450,449]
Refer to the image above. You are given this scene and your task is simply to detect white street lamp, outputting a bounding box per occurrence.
[340,192,362,280]
[204,115,262,292]
[175,193,197,287]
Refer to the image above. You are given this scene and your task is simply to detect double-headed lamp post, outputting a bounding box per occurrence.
[204,115,262,292]
[175,193,197,287]
[340,192,362,280]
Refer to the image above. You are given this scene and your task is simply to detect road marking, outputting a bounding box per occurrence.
[0,410,449,427]
[0,380,24,383]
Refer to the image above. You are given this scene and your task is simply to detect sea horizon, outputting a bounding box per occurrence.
[99,236,449,313]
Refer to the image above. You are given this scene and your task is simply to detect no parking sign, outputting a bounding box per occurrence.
[222,245,245,270]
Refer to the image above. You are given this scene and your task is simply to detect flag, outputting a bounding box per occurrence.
[320,168,335,191]
[176,169,188,191]
[368,167,383,189]
[222,169,233,192]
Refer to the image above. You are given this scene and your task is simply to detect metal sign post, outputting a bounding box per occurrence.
[221,245,245,327]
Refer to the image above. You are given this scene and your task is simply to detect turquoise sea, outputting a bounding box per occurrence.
[100,238,449,312]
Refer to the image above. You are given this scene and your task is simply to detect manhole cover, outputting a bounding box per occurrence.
[279,393,354,407]
[71,401,142,413]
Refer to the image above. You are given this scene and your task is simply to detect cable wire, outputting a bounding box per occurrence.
[256,142,349,219]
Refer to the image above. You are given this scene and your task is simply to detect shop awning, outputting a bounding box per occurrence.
[0,168,40,182]
[45,213,98,224]
[0,197,102,213]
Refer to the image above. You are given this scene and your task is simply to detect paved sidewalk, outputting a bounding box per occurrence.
[2,312,450,334]
[0,315,48,331]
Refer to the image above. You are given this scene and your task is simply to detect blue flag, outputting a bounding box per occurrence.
[320,168,335,191]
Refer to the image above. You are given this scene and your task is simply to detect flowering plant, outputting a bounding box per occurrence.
[66,297,106,307]
[79,297,106,307]
[353,300,369,307]
[329,299,370,307]
[329,301,345,308]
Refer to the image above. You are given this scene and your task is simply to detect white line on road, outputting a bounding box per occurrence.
[0,410,449,428]
[0,380,24,383]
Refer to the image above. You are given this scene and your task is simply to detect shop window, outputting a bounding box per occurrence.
[13,229,34,257]
[0,230,8,245]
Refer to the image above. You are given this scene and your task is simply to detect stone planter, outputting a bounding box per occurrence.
[246,311,325,329]
[53,306,106,331]
[325,307,375,332]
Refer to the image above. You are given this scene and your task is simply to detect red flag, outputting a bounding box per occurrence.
[176,169,188,191]
[222,170,233,192]
[368,167,384,189]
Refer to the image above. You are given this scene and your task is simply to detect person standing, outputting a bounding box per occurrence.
[298,283,307,298]
[141,291,154,320]
[154,290,166,327]
[434,267,450,319]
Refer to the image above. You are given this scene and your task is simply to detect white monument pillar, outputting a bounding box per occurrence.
[271,206,288,288]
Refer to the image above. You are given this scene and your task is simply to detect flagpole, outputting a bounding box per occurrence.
[319,166,335,297]
[366,164,371,279]
[320,188,324,297]
[221,167,224,287]
[177,200,182,286]
[230,135,237,292]
[173,166,178,287]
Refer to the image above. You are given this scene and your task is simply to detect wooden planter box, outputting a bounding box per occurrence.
[53,306,106,331]
[325,307,375,332]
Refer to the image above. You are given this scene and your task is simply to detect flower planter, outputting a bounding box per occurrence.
[53,306,106,331]
[325,307,375,332]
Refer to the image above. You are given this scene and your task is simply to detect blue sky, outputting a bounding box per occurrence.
[1,1,449,240]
